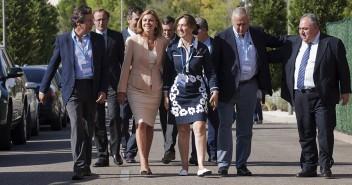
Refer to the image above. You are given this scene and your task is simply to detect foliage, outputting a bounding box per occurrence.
[57,0,87,34]
[343,0,352,17]
[29,0,59,65]
[288,0,346,34]
[249,0,287,91]
[147,0,240,37]
[86,0,123,31]
[0,0,58,65]
[124,0,150,9]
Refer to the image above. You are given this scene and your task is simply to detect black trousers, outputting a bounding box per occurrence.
[94,86,122,160]
[66,79,95,173]
[294,90,336,171]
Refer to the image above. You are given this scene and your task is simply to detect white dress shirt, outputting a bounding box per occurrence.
[294,32,320,90]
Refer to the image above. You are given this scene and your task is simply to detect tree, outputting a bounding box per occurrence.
[0,0,33,65]
[124,0,150,9]
[249,0,287,91]
[147,0,240,37]
[0,0,58,65]
[288,0,346,34]
[343,0,352,17]
[57,0,87,34]
[29,0,59,65]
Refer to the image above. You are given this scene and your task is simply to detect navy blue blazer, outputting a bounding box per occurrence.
[121,28,130,43]
[40,31,109,105]
[106,28,125,90]
[272,34,351,106]
[212,26,285,102]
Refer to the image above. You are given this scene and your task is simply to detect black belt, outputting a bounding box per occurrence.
[239,77,254,84]
[296,88,316,93]
[75,78,93,82]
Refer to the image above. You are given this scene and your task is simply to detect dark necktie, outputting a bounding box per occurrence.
[297,43,312,90]
[102,32,107,48]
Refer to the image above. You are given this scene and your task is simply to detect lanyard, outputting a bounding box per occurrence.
[179,46,194,74]
[72,35,91,58]
[235,33,250,59]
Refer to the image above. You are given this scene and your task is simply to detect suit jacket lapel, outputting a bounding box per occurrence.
[90,33,97,72]
[314,35,327,73]
[289,38,301,87]
[106,29,112,51]
[225,28,239,65]
[65,33,75,67]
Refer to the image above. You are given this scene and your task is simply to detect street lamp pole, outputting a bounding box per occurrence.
[2,0,5,47]
[120,0,123,31]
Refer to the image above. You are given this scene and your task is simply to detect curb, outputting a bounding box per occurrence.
[263,111,352,144]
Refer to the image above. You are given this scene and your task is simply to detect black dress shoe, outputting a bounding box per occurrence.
[237,165,252,176]
[113,155,123,165]
[296,170,317,177]
[320,168,332,177]
[84,167,92,176]
[125,155,136,163]
[208,156,217,164]
[93,159,109,167]
[162,151,175,164]
[72,171,84,180]
[218,167,228,176]
[189,157,198,165]
[120,148,127,159]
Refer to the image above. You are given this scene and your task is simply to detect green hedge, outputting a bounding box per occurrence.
[326,18,352,135]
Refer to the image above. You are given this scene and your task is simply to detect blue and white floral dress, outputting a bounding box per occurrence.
[163,37,218,124]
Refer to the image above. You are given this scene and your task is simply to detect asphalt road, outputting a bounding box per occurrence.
[1,114,352,185]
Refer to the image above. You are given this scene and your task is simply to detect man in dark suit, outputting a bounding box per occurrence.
[92,8,124,167]
[160,16,178,164]
[39,5,108,180]
[120,6,143,163]
[189,17,218,165]
[121,6,143,42]
[212,7,285,176]
[273,13,351,178]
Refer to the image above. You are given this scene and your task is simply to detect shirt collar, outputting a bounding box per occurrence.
[203,36,211,45]
[177,36,198,49]
[232,26,249,39]
[95,29,107,36]
[127,27,136,36]
[71,29,91,40]
[302,31,320,46]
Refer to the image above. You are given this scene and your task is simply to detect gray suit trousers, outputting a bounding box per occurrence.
[66,79,96,173]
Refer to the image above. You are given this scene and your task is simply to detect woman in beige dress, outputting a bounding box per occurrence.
[117,10,168,176]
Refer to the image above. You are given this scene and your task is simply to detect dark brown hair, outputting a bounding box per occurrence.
[175,14,198,35]
[71,5,92,28]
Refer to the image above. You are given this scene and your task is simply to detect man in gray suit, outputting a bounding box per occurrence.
[39,5,108,180]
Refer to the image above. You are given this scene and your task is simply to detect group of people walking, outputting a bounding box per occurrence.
[38,4,350,181]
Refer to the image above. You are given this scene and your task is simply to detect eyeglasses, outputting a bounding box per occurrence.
[94,18,108,22]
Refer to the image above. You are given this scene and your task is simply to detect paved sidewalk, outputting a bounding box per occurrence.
[1,111,351,185]
[263,110,352,144]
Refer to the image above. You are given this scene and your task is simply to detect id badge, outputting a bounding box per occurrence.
[176,74,188,87]
[81,63,93,77]
[241,60,252,75]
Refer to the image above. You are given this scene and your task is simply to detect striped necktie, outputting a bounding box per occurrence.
[297,43,312,90]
